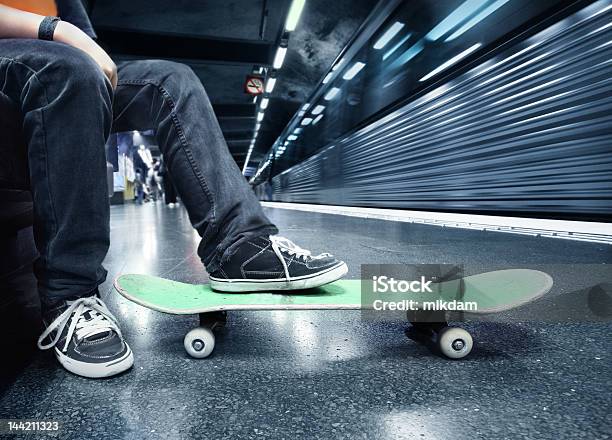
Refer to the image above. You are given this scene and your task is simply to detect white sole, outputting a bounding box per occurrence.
[55,345,134,379]
[210,262,349,293]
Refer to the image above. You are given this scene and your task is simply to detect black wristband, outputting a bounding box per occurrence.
[38,16,61,41]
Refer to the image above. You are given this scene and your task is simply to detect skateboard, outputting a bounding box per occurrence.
[114,269,552,359]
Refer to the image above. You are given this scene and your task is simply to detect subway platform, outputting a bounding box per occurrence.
[1,202,610,439]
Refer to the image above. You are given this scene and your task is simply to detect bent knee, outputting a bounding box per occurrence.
[131,60,198,87]
[46,44,109,89]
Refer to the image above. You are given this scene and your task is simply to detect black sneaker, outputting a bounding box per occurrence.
[209,235,348,292]
[37,294,133,378]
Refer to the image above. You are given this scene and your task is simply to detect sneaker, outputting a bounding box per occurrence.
[209,235,348,292]
[37,294,133,378]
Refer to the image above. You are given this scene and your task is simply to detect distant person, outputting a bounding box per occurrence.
[0,2,347,379]
[146,159,162,201]
[159,159,178,207]
[134,170,145,205]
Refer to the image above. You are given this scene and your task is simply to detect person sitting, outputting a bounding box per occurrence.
[0,1,347,379]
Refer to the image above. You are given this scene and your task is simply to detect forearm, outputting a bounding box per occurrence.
[0,5,44,39]
[0,4,117,88]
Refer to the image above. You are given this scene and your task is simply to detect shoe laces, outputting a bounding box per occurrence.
[270,235,327,282]
[38,297,122,353]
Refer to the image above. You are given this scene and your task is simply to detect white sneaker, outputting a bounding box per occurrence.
[38,295,133,378]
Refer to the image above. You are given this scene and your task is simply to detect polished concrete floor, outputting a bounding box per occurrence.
[1,202,611,439]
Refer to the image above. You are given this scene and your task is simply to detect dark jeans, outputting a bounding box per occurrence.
[0,38,277,305]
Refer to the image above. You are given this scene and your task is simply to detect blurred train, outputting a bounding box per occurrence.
[250,0,612,219]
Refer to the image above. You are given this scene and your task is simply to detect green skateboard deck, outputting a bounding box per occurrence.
[114,269,552,315]
[114,269,552,359]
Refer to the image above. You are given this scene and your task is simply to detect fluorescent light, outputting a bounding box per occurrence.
[257,111,265,122]
[342,62,366,80]
[425,0,487,41]
[255,123,261,130]
[311,105,325,115]
[287,135,298,141]
[301,118,313,126]
[285,0,306,31]
[382,33,412,60]
[265,77,277,93]
[419,43,482,82]
[302,103,310,110]
[293,128,303,134]
[332,59,344,71]
[260,98,269,109]
[298,110,306,117]
[324,87,340,101]
[445,0,510,41]
[312,114,324,125]
[373,22,404,49]
[322,72,333,84]
[273,46,288,69]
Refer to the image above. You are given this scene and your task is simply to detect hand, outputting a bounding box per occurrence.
[53,21,118,89]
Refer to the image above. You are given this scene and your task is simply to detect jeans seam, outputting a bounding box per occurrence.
[116,79,217,237]
[0,57,57,279]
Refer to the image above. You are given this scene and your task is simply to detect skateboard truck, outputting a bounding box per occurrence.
[183,311,227,358]
[406,295,474,359]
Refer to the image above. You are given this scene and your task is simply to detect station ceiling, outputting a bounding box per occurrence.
[88,0,374,171]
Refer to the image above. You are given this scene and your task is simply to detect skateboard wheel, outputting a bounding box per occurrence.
[437,327,473,359]
[184,327,215,359]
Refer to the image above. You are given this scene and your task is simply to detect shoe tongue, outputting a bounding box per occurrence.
[83,330,111,342]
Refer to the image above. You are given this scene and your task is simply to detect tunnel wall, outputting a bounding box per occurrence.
[267,4,612,217]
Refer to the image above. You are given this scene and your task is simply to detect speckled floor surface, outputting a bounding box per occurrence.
[1,203,611,439]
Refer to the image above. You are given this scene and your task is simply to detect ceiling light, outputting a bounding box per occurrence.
[265,77,277,93]
[342,62,366,80]
[273,46,288,69]
[311,105,325,115]
[287,135,298,141]
[373,22,404,49]
[260,98,269,109]
[322,72,333,84]
[324,87,340,101]
[257,112,265,122]
[285,0,306,31]
[301,118,313,126]
[312,114,324,125]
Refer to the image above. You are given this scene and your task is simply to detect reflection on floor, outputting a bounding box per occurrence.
[1,202,610,439]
